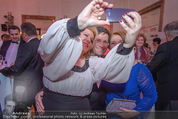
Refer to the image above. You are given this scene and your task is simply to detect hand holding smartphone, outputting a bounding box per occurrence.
[106,8,135,23]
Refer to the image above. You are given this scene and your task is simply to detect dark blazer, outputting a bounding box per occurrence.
[89,82,106,110]
[0,40,11,57]
[147,36,178,103]
[0,39,25,58]
[0,38,44,107]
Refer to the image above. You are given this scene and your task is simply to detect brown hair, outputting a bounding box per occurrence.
[1,34,10,41]
[112,31,126,42]
[136,33,147,45]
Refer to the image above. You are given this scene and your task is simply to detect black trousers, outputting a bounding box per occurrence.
[43,87,91,111]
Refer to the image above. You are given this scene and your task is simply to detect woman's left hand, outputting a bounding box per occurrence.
[117,107,141,119]
[120,11,142,48]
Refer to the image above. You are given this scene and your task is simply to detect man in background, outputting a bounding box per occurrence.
[0,34,11,58]
[147,20,178,115]
[0,34,10,49]
[0,26,25,111]
[0,25,25,66]
[0,22,44,108]
[150,37,161,58]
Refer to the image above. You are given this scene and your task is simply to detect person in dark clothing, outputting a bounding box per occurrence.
[0,22,44,108]
[147,20,178,118]
[0,26,25,63]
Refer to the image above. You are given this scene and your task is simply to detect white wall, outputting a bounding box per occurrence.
[163,0,178,29]
[0,0,178,37]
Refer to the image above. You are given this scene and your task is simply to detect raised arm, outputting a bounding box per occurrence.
[38,0,114,81]
[90,11,142,83]
[121,11,142,48]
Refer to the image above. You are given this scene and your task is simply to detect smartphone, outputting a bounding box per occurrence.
[106,8,135,23]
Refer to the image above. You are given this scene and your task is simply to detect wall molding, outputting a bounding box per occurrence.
[138,0,165,31]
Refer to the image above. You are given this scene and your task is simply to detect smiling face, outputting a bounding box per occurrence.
[135,36,145,48]
[80,28,94,55]
[92,32,109,56]
[9,29,20,42]
[110,34,123,50]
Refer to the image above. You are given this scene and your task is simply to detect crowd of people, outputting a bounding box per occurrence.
[0,0,178,119]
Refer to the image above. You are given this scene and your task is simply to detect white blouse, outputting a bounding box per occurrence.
[38,18,134,96]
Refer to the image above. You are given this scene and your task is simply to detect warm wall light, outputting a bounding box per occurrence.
[98,16,101,20]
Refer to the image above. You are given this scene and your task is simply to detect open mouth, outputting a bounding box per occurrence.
[96,46,103,51]
[83,42,88,47]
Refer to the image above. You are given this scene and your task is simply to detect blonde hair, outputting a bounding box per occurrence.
[87,27,97,40]
[83,27,98,59]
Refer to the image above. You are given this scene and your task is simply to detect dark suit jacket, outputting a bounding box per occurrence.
[0,40,11,57]
[89,82,106,110]
[147,36,178,103]
[0,38,44,106]
[0,39,25,58]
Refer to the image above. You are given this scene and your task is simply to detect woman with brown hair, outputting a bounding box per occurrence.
[110,31,126,49]
[135,33,151,64]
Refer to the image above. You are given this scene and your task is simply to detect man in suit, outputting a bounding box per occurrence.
[0,25,25,66]
[0,26,25,111]
[0,22,44,108]
[147,20,178,111]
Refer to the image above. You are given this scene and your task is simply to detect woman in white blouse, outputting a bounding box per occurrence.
[36,0,142,112]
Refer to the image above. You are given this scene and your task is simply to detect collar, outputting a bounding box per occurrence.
[171,35,178,41]
[27,37,37,42]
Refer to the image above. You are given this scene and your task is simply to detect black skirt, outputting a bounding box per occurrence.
[43,87,91,111]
